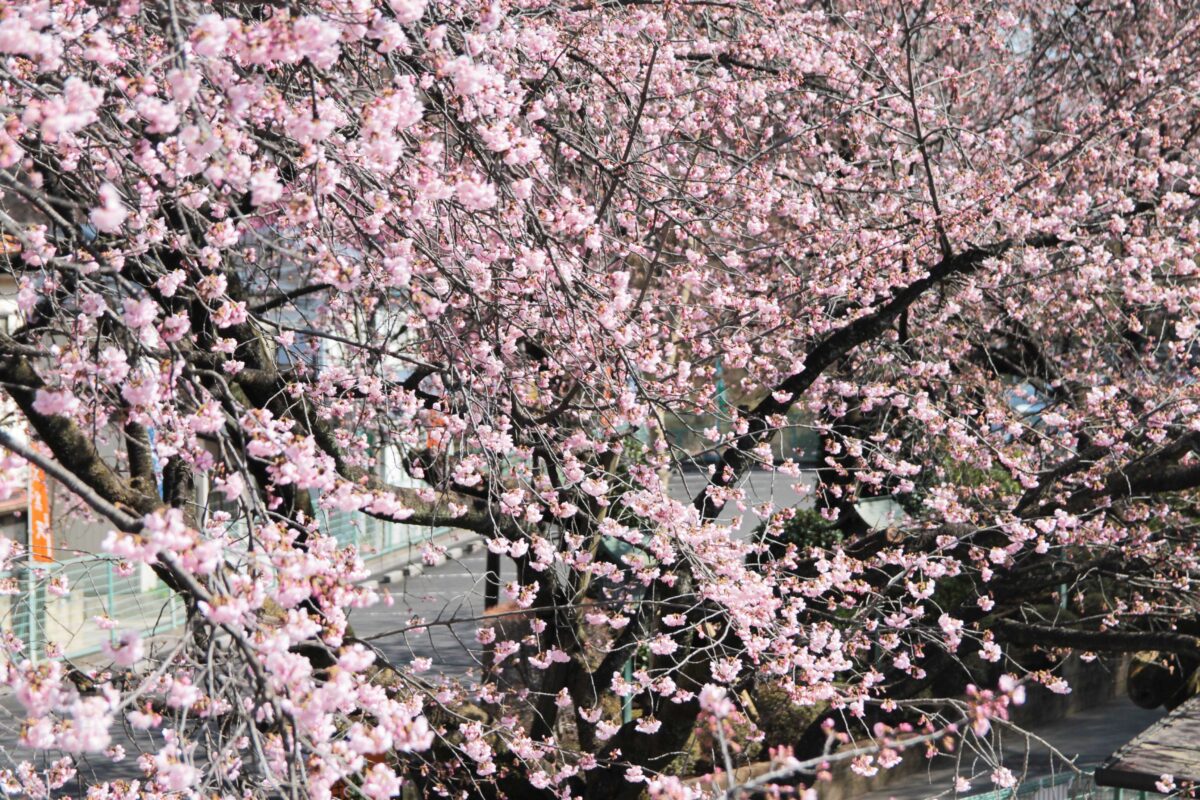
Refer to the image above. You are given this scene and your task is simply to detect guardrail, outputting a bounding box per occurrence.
[961,772,1160,800]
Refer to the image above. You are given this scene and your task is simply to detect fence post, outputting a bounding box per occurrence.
[621,658,634,724]
[28,567,38,663]
[107,560,116,645]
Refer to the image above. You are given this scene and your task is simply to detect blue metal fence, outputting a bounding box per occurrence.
[6,556,185,662]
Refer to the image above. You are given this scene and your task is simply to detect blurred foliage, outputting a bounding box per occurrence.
[751,681,827,752]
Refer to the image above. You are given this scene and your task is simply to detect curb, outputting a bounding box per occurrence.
[364,534,487,586]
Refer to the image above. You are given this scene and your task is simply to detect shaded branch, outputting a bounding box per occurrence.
[0,342,160,517]
[990,618,1200,657]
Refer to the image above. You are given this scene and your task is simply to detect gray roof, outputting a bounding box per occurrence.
[1094,695,1200,792]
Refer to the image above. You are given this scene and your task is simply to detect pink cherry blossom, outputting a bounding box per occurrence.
[101,632,144,667]
[455,178,497,211]
[89,184,128,234]
[0,1,1196,797]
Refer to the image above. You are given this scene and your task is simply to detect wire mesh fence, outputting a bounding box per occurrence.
[2,557,184,662]
[961,772,1160,800]
[2,512,448,662]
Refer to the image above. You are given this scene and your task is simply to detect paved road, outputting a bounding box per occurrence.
[355,468,817,679]
[363,548,493,678]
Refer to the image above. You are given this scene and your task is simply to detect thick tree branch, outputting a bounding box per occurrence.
[990,618,1200,657]
[694,235,1059,518]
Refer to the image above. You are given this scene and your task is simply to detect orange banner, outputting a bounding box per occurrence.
[28,465,51,563]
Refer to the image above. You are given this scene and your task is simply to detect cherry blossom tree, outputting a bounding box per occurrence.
[1,0,1200,797]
